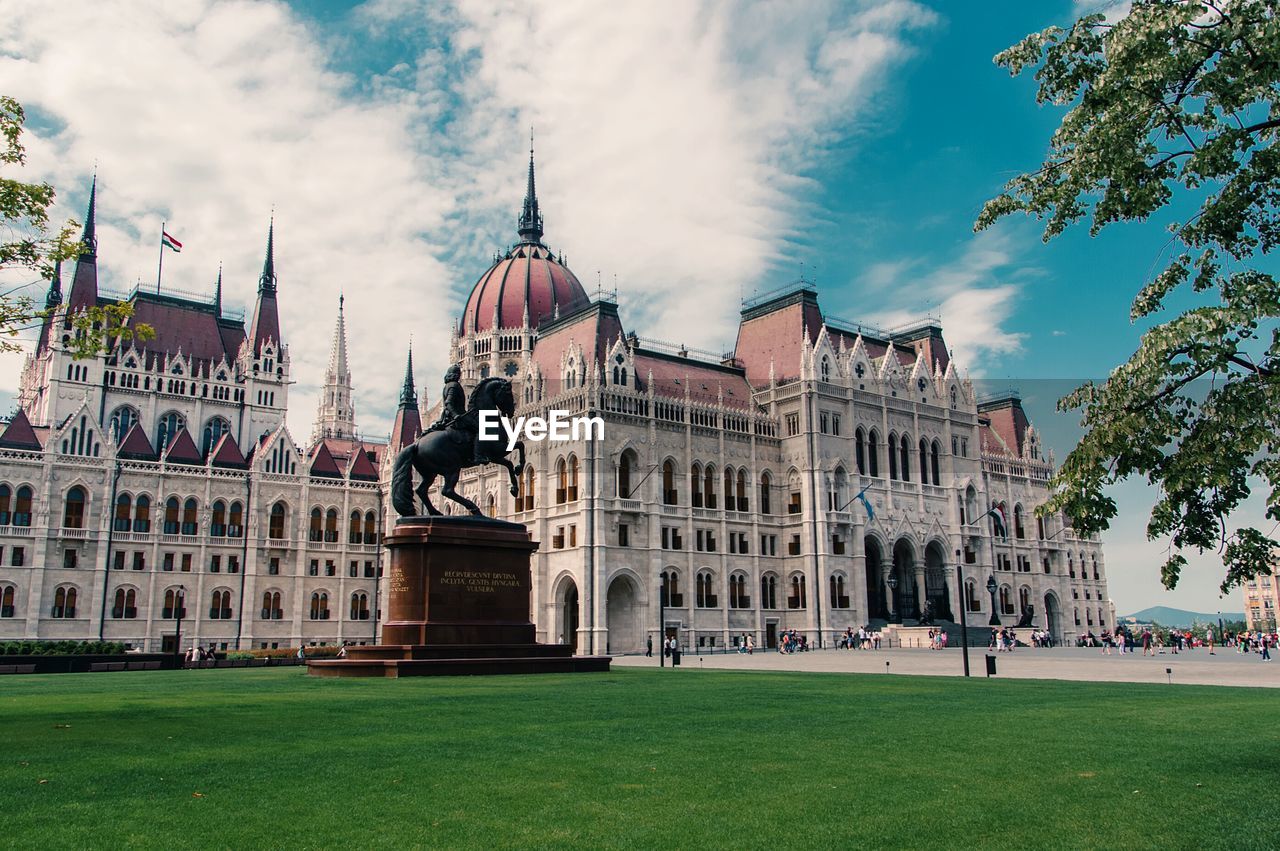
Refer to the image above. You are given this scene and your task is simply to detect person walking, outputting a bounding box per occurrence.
[746,634,755,655]
[1262,635,1272,662]
[646,635,653,657]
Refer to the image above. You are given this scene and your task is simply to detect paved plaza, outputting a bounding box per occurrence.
[613,645,1280,688]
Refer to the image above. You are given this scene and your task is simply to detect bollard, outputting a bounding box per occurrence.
[985,654,997,677]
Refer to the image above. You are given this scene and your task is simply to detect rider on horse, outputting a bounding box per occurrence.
[425,364,486,465]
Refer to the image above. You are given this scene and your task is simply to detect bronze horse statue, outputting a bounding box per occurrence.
[391,377,525,517]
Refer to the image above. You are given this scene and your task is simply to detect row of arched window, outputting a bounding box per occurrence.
[0,583,81,619]
[108,408,233,456]
[658,568,850,611]
[654,460,774,513]
[0,484,35,527]
[853,428,943,486]
[307,508,379,544]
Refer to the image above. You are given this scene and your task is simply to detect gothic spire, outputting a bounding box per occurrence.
[80,173,98,256]
[399,343,417,410]
[45,260,63,309]
[213,264,223,315]
[259,217,276,294]
[517,130,544,245]
[312,294,357,443]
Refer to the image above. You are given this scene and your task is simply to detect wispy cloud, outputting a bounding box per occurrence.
[0,0,938,438]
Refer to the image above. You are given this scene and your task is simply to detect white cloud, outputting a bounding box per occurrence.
[854,230,1027,369]
[0,0,938,437]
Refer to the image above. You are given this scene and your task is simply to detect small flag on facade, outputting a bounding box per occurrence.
[161,231,183,253]
[987,501,1008,538]
[854,484,875,522]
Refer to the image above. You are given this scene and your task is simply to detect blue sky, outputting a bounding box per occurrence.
[0,0,1262,614]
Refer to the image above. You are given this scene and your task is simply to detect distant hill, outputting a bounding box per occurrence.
[1121,606,1244,628]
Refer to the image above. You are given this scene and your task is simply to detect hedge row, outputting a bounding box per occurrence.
[229,646,345,660]
[0,640,128,656]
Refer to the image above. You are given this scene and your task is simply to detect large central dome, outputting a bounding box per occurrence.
[459,149,588,336]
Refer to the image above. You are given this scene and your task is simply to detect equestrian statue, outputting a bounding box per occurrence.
[391,370,525,517]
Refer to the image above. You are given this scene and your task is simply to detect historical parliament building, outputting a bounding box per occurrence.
[0,160,1111,654]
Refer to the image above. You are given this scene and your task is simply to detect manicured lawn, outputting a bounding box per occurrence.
[1,667,1275,849]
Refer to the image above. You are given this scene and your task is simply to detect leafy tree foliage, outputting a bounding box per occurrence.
[1,95,151,358]
[977,1,1280,592]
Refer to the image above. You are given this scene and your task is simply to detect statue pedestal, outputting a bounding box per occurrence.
[307,516,610,678]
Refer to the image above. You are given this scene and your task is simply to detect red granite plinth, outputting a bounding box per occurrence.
[308,516,610,678]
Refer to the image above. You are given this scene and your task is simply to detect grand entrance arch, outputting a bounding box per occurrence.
[1044,591,1062,645]
[557,579,580,653]
[924,540,953,621]
[606,574,642,654]
[891,538,918,621]
[864,536,886,620]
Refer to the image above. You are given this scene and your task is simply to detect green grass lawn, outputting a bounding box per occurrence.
[1,667,1276,850]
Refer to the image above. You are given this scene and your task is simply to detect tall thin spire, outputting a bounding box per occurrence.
[46,260,63,308]
[399,343,417,409]
[213,264,223,315]
[81,173,98,256]
[312,294,357,443]
[517,130,544,244]
[259,217,276,294]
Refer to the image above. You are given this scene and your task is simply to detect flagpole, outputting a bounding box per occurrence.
[157,221,165,294]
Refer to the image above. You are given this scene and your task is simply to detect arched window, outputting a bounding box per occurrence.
[1092,555,1099,580]
[211,500,227,537]
[228,501,243,537]
[728,573,749,608]
[820,356,831,381]
[1014,504,1025,539]
[202,416,231,456]
[788,574,807,609]
[112,587,137,619]
[310,592,330,620]
[899,434,911,483]
[999,585,1015,615]
[760,574,778,610]
[134,495,151,533]
[269,502,287,539]
[829,574,849,609]
[556,458,568,504]
[867,430,880,477]
[114,493,132,532]
[261,591,283,619]
[618,452,633,498]
[109,406,138,443]
[887,432,898,480]
[0,583,16,618]
[723,467,734,511]
[1037,515,1045,540]
[162,588,185,619]
[660,569,681,607]
[662,460,677,505]
[759,472,772,514]
[63,486,86,529]
[486,493,496,517]
[324,508,339,543]
[696,571,717,608]
[522,468,536,511]
[156,411,185,452]
[919,438,929,483]
[690,463,703,507]
[209,589,233,619]
[736,468,748,512]
[1019,585,1031,615]
[965,580,980,612]
[182,498,198,535]
[349,510,362,544]
[164,497,180,534]
[52,586,78,618]
[855,427,866,475]
[350,592,370,620]
[703,464,716,510]
[930,440,941,486]
[309,507,323,542]
[0,484,9,525]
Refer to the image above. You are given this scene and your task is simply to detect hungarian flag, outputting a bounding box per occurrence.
[987,501,1008,538]
[162,231,183,253]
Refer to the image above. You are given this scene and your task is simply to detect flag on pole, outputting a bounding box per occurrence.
[984,501,1008,538]
[161,231,183,253]
[853,483,874,522]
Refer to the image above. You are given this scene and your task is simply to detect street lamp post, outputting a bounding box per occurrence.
[886,574,899,624]
[658,579,665,668]
[955,549,971,677]
[986,575,1000,627]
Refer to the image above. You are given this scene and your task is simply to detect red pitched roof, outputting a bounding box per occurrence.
[210,432,247,468]
[733,289,823,387]
[0,410,43,450]
[390,407,421,452]
[117,422,157,460]
[163,426,203,465]
[347,443,380,481]
[309,441,342,478]
[978,396,1030,457]
[632,353,754,409]
[128,294,244,370]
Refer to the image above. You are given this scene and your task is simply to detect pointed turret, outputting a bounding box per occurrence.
[517,132,544,245]
[36,260,63,354]
[390,343,422,450]
[213,264,223,316]
[248,218,282,356]
[311,294,357,443]
[67,177,99,314]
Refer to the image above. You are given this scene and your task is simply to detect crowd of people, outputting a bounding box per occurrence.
[1076,625,1276,660]
[989,627,1019,652]
[835,627,885,650]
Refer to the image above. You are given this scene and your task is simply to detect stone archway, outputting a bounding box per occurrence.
[1044,591,1062,645]
[557,578,580,653]
[924,540,953,621]
[864,536,886,620]
[891,538,918,622]
[605,574,642,654]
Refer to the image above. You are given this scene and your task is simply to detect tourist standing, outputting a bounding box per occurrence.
[646,635,653,657]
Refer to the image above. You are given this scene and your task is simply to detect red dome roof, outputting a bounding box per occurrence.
[461,243,588,335]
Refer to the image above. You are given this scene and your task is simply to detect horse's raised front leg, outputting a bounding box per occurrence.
[416,471,441,516]
[511,440,525,477]
[492,455,519,498]
[440,469,482,516]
